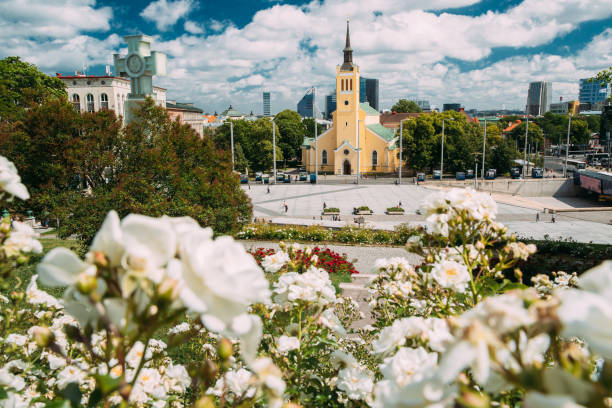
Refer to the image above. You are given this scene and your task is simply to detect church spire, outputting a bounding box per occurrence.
[341,17,354,71]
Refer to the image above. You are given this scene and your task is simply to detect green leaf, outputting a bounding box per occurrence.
[44,400,72,408]
[59,383,82,408]
[0,386,7,399]
[94,374,121,396]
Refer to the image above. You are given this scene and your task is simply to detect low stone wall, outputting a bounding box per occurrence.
[432,178,580,197]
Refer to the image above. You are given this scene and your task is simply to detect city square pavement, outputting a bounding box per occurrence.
[242,183,612,244]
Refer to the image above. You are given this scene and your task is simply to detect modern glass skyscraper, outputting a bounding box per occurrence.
[579,78,610,109]
[297,88,315,118]
[262,92,270,116]
[359,77,379,111]
[325,91,336,119]
[526,81,552,116]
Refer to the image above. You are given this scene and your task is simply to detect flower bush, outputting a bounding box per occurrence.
[323,208,340,213]
[2,155,612,408]
[251,246,359,276]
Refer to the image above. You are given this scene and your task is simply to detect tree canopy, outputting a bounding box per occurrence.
[391,99,422,113]
[0,56,66,123]
[1,97,251,245]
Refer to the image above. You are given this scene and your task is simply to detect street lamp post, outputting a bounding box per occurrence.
[398,118,412,184]
[482,118,487,181]
[357,119,361,185]
[440,118,454,180]
[523,113,529,179]
[564,114,572,178]
[314,113,318,184]
[272,119,277,184]
[230,121,234,171]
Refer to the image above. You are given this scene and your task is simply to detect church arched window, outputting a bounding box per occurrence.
[86,93,95,112]
[341,79,344,91]
[372,150,378,166]
[71,94,80,113]
[349,79,352,90]
[100,93,109,110]
[322,150,328,165]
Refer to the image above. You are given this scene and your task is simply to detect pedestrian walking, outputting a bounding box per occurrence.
[398,201,402,208]
[267,185,270,194]
[536,212,539,222]
[551,213,556,223]
[323,202,327,210]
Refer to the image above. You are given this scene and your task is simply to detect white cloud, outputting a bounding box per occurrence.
[140,0,193,31]
[1,0,612,114]
[184,20,204,34]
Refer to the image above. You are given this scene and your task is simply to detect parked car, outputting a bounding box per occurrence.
[310,173,317,184]
[239,174,249,184]
[255,172,263,182]
[417,173,426,182]
[299,171,308,181]
[263,175,270,184]
[532,167,544,178]
[283,174,292,183]
[298,166,306,172]
[456,171,466,180]
[466,169,475,179]
[276,173,285,182]
[433,170,441,180]
[510,167,522,179]
[485,169,496,180]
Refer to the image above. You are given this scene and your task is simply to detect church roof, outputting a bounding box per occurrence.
[302,137,315,148]
[360,102,378,115]
[222,105,244,117]
[367,123,395,142]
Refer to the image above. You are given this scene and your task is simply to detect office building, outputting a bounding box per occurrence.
[443,103,461,112]
[166,101,205,137]
[413,100,431,112]
[359,77,379,111]
[526,81,552,116]
[550,99,579,115]
[579,78,610,111]
[325,92,337,119]
[297,88,315,118]
[262,92,271,116]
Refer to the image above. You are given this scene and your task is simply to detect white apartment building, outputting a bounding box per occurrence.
[56,74,166,121]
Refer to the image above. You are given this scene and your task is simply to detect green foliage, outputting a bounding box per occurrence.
[490,138,520,175]
[57,98,252,245]
[275,109,307,160]
[323,207,340,213]
[391,99,422,113]
[357,206,371,212]
[535,112,592,146]
[0,57,66,123]
[507,121,544,151]
[386,207,404,212]
[213,118,283,172]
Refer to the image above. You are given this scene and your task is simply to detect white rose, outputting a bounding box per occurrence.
[0,156,29,200]
[178,233,270,331]
[277,335,299,354]
[380,347,438,387]
[337,367,374,400]
[4,221,42,256]
[261,251,290,273]
[430,259,470,293]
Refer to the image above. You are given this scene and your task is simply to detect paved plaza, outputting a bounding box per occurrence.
[243,183,612,244]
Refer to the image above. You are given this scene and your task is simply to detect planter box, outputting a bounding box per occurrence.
[356,210,372,215]
[322,211,340,216]
[386,211,405,215]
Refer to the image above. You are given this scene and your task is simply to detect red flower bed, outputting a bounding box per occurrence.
[249,247,359,275]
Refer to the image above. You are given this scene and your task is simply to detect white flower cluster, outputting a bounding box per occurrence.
[261,251,290,273]
[273,265,336,306]
[0,155,29,201]
[420,188,498,236]
[372,316,453,355]
[3,221,42,257]
[36,210,271,362]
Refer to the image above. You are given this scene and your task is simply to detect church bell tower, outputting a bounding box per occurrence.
[335,18,360,150]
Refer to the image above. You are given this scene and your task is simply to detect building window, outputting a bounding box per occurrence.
[341,79,344,91]
[100,93,109,110]
[344,100,349,105]
[71,94,80,113]
[372,150,378,166]
[322,150,328,165]
[349,79,352,90]
[344,149,349,155]
[86,94,95,112]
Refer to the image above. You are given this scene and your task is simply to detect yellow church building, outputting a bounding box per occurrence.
[301,19,399,175]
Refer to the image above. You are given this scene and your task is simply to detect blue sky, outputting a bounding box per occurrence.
[1,0,611,114]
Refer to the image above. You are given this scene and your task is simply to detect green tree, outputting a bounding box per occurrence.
[0,57,66,122]
[302,117,324,140]
[490,138,519,175]
[274,109,307,160]
[391,99,422,113]
[508,121,543,151]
